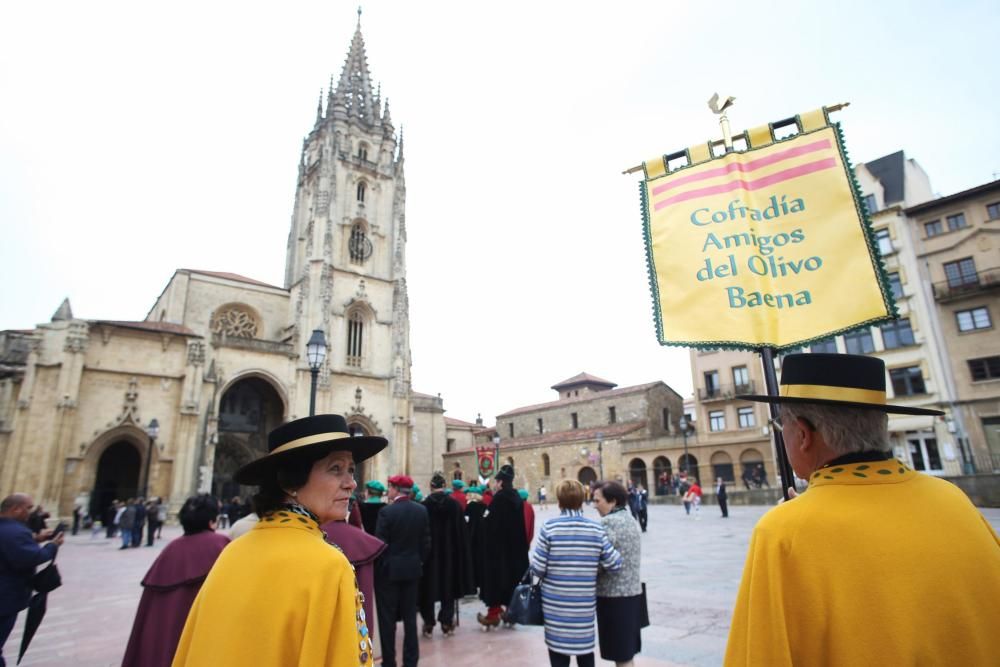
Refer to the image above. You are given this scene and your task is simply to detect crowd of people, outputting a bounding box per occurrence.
[1,355,998,666]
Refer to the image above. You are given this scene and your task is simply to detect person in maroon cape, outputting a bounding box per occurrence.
[322,512,386,631]
[122,494,228,667]
[518,489,535,547]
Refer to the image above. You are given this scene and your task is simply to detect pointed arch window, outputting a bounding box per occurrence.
[356,181,366,203]
[357,143,369,161]
[346,309,365,367]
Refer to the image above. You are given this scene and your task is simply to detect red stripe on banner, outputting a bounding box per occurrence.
[652,157,837,211]
[649,138,833,197]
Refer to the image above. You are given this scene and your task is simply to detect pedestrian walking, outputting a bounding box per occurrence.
[419,472,473,638]
[531,480,622,667]
[0,493,63,667]
[122,494,229,667]
[715,478,728,518]
[537,485,547,508]
[725,353,1000,665]
[71,505,81,536]
[632,484,648,533]
[593,481,644,667]
[684,482,702,520]
[375,474,430,667]
[172,414,386,666]
[132,497,146,548]
[119,499,136,549]
[477,464,529,628]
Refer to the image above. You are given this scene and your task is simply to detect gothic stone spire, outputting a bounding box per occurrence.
[335,23,377,125]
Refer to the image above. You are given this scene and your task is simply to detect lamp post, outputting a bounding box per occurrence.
[306,329,327,416]
[596,431,604,481]
[143,418,159,498]
[678,415,690,477]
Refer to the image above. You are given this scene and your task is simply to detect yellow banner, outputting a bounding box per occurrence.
[641,121,895,350]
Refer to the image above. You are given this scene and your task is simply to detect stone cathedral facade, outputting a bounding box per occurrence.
[0,24,446,518]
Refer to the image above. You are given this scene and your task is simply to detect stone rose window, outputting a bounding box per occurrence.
[210,304,260,339]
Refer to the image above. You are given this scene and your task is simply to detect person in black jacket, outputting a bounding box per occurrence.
[375,475,430,667]
[716,477,729,518]
[419,472,474,637]
[0,494,62,667]
[477,464,529,628]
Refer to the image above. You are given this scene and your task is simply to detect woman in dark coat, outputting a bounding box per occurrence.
[477,465,529,627]
[464,485,488,595]
[419,473,474,636]
[122,495,229,667]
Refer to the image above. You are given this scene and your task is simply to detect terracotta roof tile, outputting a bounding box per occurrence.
[497,381,663,418]
[444,416,479,428]
[551,372,617,390]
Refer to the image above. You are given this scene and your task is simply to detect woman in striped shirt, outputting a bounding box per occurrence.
[530,479,623,667]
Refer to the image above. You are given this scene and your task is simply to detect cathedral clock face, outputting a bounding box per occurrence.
[348,232,374,261]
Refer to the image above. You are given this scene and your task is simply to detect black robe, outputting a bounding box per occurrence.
[479,486,528,607]
[359,501,383,536]
[464,500,487,593]
[419,492,474,609]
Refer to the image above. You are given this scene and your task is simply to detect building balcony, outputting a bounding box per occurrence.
[211,333,295,357]
[698,380,756,402]
[932,267,1000,302]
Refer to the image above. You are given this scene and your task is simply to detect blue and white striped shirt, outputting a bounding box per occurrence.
[530,509,623,655]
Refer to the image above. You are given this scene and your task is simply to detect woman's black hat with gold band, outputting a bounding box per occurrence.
[235,414,387,485]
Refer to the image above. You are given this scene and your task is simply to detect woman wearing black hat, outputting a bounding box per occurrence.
[172,415,387,667]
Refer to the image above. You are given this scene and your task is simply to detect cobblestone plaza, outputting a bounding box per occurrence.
[8,502,1000,667]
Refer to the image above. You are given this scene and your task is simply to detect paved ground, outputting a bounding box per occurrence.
[7,504,1000,666]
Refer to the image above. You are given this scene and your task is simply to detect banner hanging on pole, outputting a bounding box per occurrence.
[476,446,497,479]
[638,107,896,351]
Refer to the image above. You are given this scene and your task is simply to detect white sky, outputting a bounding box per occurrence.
[2,1,998,424]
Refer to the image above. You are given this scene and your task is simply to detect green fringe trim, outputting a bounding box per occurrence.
[639,121,898,352]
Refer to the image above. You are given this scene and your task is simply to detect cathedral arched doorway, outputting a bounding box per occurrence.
[577,466,597,489]
[90,441,141,520]
[214,376,285,502]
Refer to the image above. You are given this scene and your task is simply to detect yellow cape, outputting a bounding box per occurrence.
[172,510,373,667]
[725,460,1000,666]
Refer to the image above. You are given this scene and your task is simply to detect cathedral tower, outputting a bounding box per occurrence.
[285,20,412,480]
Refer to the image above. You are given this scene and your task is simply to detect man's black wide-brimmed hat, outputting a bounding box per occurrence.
[235,414,387,486]
[738,353,943,416]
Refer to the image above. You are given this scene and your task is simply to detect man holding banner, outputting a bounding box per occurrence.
[723,353,1000,665]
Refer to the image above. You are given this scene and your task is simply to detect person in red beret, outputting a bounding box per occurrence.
[375,474,430,667]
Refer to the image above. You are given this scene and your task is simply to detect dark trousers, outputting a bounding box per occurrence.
[719,496,729,517]
[1,611,19,667]
[131,524,142,547]
[419,598,455,628]
[548,649,594,667]
[637,508,648,532]
[145,521,157,545]
[377,579,419,667]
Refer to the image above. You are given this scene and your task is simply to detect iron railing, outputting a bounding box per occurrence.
[932,266,1000,302]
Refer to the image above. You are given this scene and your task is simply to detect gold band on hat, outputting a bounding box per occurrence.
[781,384,886,405]
[269,431,351,456]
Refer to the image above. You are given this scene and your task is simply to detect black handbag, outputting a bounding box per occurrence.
[506,569,544,626]
[32,555,62,594]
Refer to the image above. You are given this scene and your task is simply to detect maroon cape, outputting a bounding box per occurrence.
[322,520,386,626]
[122,530,230,667]
[522,499,535,547]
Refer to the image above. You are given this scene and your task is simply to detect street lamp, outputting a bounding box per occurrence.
[678,415,691,477]
[596,431,604,481]
[306,329,327,416]
[143,418,159,498]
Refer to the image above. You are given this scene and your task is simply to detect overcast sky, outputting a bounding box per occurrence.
[2,1,998,423]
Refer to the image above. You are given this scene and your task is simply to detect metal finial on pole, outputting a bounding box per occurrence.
[707,93,736,152]
[357,5,362,25]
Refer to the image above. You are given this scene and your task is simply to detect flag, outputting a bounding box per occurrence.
[639,108,896,350]
[476,446,497,479]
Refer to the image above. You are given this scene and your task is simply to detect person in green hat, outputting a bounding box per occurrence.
[450,479,468,511]
[360,480,386,535]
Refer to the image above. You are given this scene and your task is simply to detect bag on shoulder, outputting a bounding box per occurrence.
[33,561,62,594]
[507,569,543,626]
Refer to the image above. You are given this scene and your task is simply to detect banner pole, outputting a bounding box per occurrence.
[760,347,796,500]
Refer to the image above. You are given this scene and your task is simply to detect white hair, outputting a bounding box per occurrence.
[780,403,888,456]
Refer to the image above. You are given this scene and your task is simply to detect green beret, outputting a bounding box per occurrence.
[452,479,466,489]
[365,480,387,494]
[518,489,529,500]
